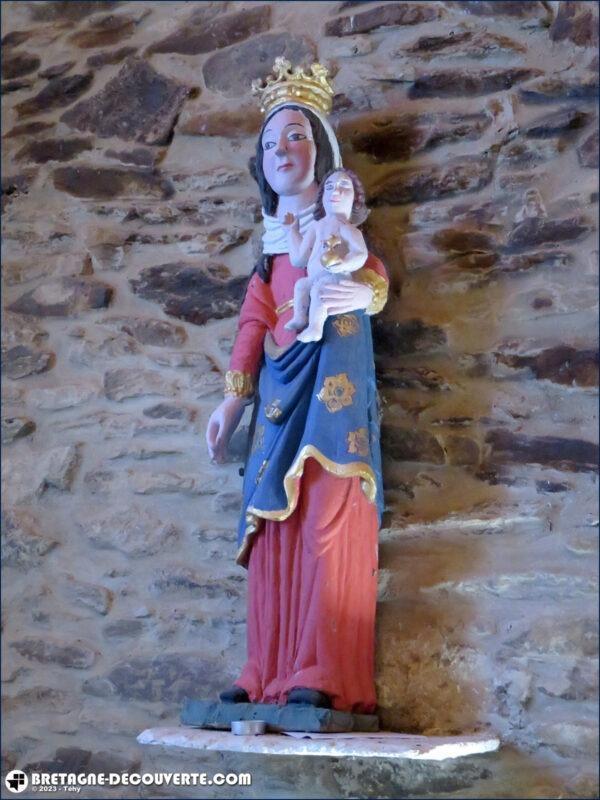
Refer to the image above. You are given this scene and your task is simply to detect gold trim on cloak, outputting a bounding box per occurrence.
[235,444,377,567]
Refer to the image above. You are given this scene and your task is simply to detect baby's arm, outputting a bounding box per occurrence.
[284,214,317,268]
[329,222,368,273]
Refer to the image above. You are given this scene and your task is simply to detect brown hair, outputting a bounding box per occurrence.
[313,168,369,225]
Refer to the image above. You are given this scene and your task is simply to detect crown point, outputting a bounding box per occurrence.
[251,59,334,117]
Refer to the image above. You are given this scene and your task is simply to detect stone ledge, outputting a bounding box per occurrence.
[180,699,379,733]
[138,727,501,761]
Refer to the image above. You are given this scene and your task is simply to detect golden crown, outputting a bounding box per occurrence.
[251,57,334,117]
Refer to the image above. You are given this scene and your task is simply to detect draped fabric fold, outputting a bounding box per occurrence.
[236,309,384,567]
[235,458,379,713]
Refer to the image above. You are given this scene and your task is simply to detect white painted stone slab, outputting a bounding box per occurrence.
[138,727,500,761]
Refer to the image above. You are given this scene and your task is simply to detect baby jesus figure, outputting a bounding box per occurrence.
[283,169,369,343]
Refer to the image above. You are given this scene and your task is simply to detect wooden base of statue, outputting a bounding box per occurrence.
[181,699,379,734]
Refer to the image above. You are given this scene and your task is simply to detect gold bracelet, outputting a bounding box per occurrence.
[224,370,255,399]
[354,267,389,315]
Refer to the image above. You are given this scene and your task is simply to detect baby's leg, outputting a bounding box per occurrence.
[297,274,332,343]
[284,277,311,331]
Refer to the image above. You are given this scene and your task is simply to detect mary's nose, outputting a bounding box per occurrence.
[275,138,288,157]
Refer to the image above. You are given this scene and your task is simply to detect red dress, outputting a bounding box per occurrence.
[227,254,388,713]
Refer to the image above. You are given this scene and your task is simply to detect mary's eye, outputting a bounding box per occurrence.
[263,141,276,150]
[288,132,306,141]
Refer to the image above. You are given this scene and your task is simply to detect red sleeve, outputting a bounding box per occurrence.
[225,272,277,398]
[357,253,389,315]
[364,252,389,283]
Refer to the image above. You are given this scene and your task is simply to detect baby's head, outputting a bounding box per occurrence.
[314,168,368,224]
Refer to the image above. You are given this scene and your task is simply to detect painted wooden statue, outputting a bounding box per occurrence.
[206,58,388,713]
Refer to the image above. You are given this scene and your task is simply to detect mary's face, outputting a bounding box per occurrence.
[260,107,317,198]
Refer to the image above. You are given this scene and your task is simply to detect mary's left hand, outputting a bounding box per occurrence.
[318,279,373,315]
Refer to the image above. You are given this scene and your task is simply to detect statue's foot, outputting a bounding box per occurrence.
[286,687,332,708]
[284,318,306,331]
[219,685,249,703]
[297,328,321,343]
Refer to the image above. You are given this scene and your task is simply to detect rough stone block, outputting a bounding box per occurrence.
[181,700,379,733]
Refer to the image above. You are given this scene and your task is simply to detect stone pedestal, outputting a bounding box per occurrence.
[139,726,501,761]
[181,699,379,733]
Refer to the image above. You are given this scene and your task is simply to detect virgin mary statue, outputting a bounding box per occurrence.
[206,59,389,714]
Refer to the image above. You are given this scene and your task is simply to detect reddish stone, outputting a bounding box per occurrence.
[404,30,472,54]
[2,31,30,48]
[104,147,156,166]
[8,277,113,317]
[432,228,497,253]
[447,1,551,23]
[524,107,590,137]
[519,76,599,104]
[3,120,55,138]
[179,106,263,138]
[403,29,525,59]
[507,216,591,250]
[11,638,97,668]
[444,435,480,467]
[29,1,123,22]
[1,172,35,211]
[1,79,34,94]
[498,138,564,167]
[550,0,599,47]
[368,155,494,205]
[107,654,229,703]
[578,129,599,168]
[53,165,173,200]
[1,345,54,379]
[39,61,75,79]
[129,263,248,326]
[86,46,136,68]
[373,318,447,355]
[381,425,445,464]
[379,366,449,391]
[486,429,599,472]
[495,346,599,387]
[203,32,315,97]
[494,250,571,274]
[2,51,40,80]
[340,110,490,162]
[16,138,94,164]
[409,68,539,98]
[325,3,441,36]
[148,5,271,55]
[451,253,499,270]
[68,13,138,49]
[61,58,188,146]
[15,72,93,118]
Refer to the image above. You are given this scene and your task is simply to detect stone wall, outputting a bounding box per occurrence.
[1,1,598,797]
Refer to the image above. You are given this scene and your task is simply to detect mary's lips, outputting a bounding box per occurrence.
[277,163,293,171]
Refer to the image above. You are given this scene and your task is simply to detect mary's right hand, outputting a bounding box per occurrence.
[206,397,247,464]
